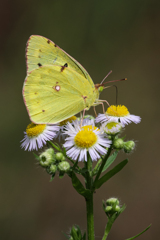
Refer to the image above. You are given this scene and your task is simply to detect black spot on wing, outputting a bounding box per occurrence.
[47,40,50,44]
[60,63,68,72]
[42,110,45,112]
[38,63,42,67]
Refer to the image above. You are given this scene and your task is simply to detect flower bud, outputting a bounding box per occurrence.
[124,140,135,153]
[105,206,112,213]
[58,161,70,173]
[114,205,120,212]
[49,164,57,173]
[69,237,74,240]
[46,148,54,155]
[113,138,124,150]
[39,151,54,167]
[61,155,66,161]
[106,197,119,206]
[55,152,64,161]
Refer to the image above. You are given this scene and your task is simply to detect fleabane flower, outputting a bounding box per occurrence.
[21,122,59,151]
[101,121,122,135]
[96,105,141,127]
[56,116,77,140]
[63,119,111,162]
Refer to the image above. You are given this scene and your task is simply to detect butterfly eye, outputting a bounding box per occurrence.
[64,63,68,67]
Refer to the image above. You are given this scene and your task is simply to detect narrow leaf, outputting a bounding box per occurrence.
[102,151,118,172]
[72,172,91,198]
[33,152,40,161]
[95,159,128,189]
[62,232,70,239]
[126,224,151,240]
[82,232,86,240]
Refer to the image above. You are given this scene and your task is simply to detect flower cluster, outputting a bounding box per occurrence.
[21,105,141,162]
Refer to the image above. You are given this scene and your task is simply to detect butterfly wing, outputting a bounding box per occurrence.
[26,35,93,86]
[23,65,97,124]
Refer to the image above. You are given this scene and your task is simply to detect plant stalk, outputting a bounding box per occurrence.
[85,156,95,240]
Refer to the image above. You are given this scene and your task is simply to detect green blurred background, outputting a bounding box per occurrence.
[1,0,159,239]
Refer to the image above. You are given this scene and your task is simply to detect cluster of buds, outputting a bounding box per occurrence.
[39,148,70,179]
[113,138,135,153]
[68,225,86,240]
[103,197,122,218]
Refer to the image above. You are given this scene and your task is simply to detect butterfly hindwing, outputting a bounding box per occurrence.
[23,65,96,124]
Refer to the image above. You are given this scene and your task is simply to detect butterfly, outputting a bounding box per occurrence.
[23,35,106,124]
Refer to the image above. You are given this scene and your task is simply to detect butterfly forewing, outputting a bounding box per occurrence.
[26,35,93,85]
[23,65,96,124]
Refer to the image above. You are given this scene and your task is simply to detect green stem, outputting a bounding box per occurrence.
[85,156,95,240]
[86,193,94,240]
[47,141,60,151]
[102,217,114,240]
[93,146,112,187]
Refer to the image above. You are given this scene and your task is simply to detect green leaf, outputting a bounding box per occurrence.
[62,232,70,239]
[126,224,151,240]
[82,232,86,240]
[33,152,40,161]
[50,175,55,182]
[95,159,128,189]
[72,159,79,171]
[102,151,118,172]
[71,172,91,198]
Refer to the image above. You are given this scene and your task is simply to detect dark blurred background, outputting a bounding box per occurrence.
[1,0,160,239]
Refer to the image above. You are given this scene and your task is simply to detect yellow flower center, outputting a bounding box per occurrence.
[106,105,129,117]
[106,122,118,129]
[59,116,77,126]
[74,125,98,148]
[26,122,46,137]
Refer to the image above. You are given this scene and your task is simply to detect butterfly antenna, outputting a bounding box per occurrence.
[103,78,127,85]
[100,70,112,84]
[113,85,118,106]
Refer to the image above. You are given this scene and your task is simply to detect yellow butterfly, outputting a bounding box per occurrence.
[23,35,107,124]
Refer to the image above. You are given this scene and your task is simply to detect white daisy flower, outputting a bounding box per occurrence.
[101,121,122,135]
[96,105,141,127]
[63,119,111,162]
[21,122,59,151]
[56,116,77,140]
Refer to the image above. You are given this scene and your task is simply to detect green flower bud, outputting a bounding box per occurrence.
[50,164,57,173]
[55,152,64,161]
[124,141,135,153]
[105,206,112,213]
[39,152,54,167]
[69,237,74,240]
[106,197,119,206]
[114,205,120,212]
[113,138,124,150]
[58,161,70,173]
[46,148,54,155]
[61,155,66,161]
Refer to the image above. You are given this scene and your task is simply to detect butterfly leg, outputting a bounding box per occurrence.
[80,108,86,127]
[98,99,118,115]
[93,106,97,117]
